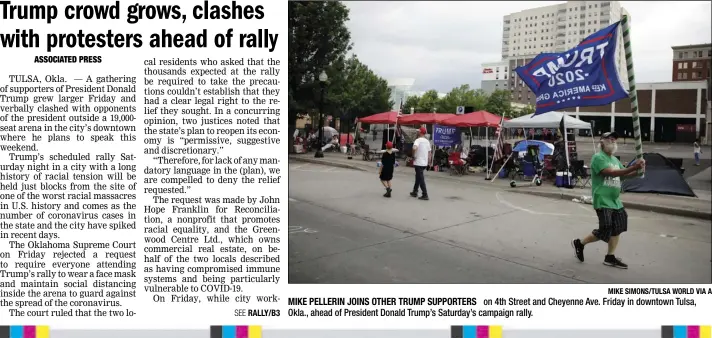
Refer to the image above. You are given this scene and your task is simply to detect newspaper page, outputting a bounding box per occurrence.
[1,1,711,338]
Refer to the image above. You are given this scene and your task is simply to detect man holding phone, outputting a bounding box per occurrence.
[571,132,646,269]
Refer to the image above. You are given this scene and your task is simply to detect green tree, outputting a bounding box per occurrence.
[514,104,535,118]
[323,55,392,130]
[485,89,514,117]
[417,90,441,112]
[288,1,352,125]
[439,85,489,113]
[402,95,420,113]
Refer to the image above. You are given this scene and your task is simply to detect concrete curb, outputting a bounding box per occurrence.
[508,189,712,221]
[289,156,367,172]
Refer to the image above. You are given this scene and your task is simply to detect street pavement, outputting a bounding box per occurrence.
[288,161,711,284]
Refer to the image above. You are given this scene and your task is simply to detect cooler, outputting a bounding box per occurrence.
[555,172,576,187]
[522,161,535,177]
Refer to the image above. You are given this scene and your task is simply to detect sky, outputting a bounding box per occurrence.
[343,1,712,93]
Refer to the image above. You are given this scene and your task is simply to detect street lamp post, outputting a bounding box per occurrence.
[315,71,328,158]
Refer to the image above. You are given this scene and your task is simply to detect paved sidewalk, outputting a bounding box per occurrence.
[289,153,712,220]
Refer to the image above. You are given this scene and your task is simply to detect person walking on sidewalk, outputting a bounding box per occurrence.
[379,141,396,197]
[410,127,431,200]
[571,132,645,269]
[693,138,702,166]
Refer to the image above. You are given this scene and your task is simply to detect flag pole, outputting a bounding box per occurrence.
[562,115,571,187]
[485,127,490,180]
[621,14,644,177]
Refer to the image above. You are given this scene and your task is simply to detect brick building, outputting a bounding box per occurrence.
[671,44,711,82]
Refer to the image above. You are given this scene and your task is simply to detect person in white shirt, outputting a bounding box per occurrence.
[693,138,702,166]
[410,127,432,200]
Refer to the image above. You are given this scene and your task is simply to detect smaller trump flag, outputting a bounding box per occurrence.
[515,21,628,115]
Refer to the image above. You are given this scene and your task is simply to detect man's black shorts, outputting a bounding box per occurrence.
[592,208,628,243]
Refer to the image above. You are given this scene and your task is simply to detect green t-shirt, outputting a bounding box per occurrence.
[590,151,624,210]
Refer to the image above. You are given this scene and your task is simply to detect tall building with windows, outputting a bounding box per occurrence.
[502,1,628,105]
[480,61,509,94]
[387,78,416,111]
[495,2,706,142]
[671,44,711,82]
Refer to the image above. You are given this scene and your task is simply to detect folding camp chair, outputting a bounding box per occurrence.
[542,155,556,181]
[448,152,466,176]
[571,160,591,189]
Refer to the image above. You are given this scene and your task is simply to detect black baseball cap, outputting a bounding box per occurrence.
[600,131,618,140]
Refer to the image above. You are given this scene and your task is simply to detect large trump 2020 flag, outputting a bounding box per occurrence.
[515,21,629,115]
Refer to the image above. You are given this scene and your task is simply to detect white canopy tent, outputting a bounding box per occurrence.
[498,111,597,186]
[502,111,592,130]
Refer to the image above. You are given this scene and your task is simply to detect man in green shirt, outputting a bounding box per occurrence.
[571,132,645,269]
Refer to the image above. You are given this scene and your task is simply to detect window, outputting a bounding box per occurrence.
[684,62,688,69]
[693,62,698,68]
[678,62,684,69]
[679,52,684,59]
[677,73,684,80]
[684,51,689,58]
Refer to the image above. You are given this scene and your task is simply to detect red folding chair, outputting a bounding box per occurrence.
[448,152,466,176]
[542,155,556,181]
